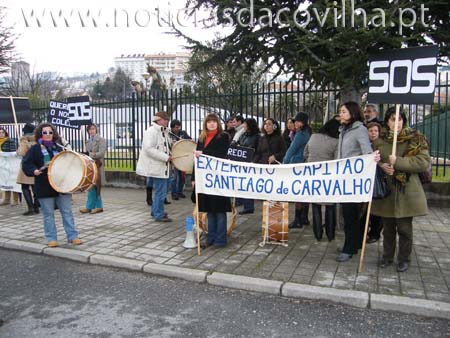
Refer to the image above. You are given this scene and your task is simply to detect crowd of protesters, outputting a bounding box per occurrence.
[1,101,430,273]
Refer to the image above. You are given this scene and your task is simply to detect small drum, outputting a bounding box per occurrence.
[48,151,98,193]
[172,139,196,173]
[261,201,289,245]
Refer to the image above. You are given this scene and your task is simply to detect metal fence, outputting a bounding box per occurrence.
[2,76,449,174]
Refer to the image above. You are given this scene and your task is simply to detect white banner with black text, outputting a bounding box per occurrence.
[194,154,377,203]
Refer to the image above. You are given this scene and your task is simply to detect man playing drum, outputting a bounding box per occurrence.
[169,119,191,200]
[136,112,173,222]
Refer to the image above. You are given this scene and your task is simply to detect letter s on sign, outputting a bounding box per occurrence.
[411,57,437,94]
[368,61,389,93]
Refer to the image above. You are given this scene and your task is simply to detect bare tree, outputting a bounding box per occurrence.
[0,6,16,74]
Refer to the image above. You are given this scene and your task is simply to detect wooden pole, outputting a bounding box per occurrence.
[391,104,401,158]
[195,187,201,256]
[9,96,20,138]
[358,200,373,273]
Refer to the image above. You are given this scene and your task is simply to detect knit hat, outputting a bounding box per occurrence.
[152,111,170,122]
[22,123,36,135]
[294,112,309,124]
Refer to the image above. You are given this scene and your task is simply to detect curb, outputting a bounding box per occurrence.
[90,254,146,271]
[282,282,369,309]
[143,263,208,283]
[208,272,283,295]
[371,293,450,320]
[1,240,450,320]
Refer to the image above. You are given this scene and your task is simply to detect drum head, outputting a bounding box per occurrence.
[48,152,85,193]
[172,139,196,172]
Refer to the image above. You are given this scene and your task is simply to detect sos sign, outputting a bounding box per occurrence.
[368,45,438,104]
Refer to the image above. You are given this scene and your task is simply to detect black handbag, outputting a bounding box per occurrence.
[373,166,391,199]
[419,164,432,184]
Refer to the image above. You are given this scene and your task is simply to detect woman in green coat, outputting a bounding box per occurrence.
[371,107,431,273]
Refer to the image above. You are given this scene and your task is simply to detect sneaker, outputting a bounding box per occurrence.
[336,253,353,262]
[164,198,171,205]
[69,238,82,245]
[79,208,91,214]
[367,237,379,244]
[47,241,58,247]
[239,210,254,215]
[179,193,186,198]
[90,208,103,214]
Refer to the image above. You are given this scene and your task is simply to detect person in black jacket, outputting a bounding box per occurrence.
[236,118,260,214]
[193,113,232,248]
[22,123,82,248]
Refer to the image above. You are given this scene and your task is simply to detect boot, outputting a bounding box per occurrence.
[289,209,303,229]
[300,203,310,226]
[33,193,40,214]
[22,187,35,216]
[146,187,153,206]
[325,205,336,241]
[312,204,323,241]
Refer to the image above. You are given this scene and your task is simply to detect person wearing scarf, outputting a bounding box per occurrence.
[192,113,232,248]
[80,124,106,215]
[22,123,81,248]
[371,107,431,273]
[0,127,19,206]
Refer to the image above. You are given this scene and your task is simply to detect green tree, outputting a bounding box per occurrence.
[0,6,15,74]
[177,0,449,102]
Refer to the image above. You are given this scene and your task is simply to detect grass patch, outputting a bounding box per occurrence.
[432,165,450,183]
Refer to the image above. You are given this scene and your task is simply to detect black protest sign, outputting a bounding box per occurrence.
[227,145,255,163]
[47,100,79,129]
[67,96,92,126]
[368,45,438,105]
[0,97,32,123]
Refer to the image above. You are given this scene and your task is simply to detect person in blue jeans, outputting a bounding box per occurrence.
[193,113,231,248]
[80,123,106,214]
[136,112,173,222]
[22,123,81,247]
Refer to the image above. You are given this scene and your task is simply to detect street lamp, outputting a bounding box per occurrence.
[142,73,150,90]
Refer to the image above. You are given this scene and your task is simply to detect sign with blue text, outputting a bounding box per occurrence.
[194,154,377,203]
[368,45,438,104]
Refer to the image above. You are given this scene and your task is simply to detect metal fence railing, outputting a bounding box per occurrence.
[1,76,448,175]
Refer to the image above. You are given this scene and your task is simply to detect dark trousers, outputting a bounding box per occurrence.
[368,215,383,240]
[382,217,413,263]
[342,203,363,254]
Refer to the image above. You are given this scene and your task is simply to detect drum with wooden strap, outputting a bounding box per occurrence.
[171,139,196,173]
[48,151,98,193]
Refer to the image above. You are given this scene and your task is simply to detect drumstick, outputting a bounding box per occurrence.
[171,154,191,159]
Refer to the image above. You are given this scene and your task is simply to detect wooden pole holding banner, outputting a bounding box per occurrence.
[195,185,201,256]
[9,96,20,139]
[391,104,401,158]
[358,200,373,273]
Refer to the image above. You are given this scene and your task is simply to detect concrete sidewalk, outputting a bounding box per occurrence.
[1,187,450,319]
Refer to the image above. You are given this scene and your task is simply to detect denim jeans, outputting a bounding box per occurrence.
[152,177,168,219]
[207,212,227,246]
[171,169,184,195]
[85,186,103,210]
[39,194,78,242]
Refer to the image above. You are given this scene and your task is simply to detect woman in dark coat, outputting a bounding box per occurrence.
[236,118,260,214]
[253,118,286,165]
[193,113,232,248]
[22,123,82,247]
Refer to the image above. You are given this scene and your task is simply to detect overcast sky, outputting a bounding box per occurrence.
[4,0,219,75]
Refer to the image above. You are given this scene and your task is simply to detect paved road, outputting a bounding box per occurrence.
[1,249,449,338]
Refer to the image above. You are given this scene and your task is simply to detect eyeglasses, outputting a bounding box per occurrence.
[42,131,53,135]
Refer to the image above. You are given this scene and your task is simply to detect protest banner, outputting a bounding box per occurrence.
[47,100,80,129]
[0,97,32,124]
[194,154,376,203]
[0,152,22,193]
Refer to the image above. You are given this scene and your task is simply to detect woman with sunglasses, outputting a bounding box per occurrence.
[22,123,82,247]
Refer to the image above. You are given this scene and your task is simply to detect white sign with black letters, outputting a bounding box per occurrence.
[368,45,438,104]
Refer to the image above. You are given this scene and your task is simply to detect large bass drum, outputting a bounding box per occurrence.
[171,139,196,173]
[48,151,98,193]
